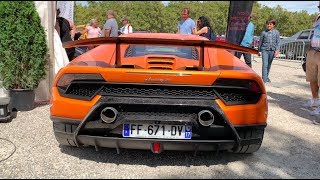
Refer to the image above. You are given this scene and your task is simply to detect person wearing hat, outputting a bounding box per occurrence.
[119,17,133,35]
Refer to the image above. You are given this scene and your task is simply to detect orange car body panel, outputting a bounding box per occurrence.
[50,33,267,126]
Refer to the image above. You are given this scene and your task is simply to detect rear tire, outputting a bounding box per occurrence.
[233,128,265,154]
[53,122,78,146]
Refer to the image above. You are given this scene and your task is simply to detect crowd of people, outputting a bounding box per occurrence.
[54,7,282,84]
[55,4,320,124]
[53,6,289,83]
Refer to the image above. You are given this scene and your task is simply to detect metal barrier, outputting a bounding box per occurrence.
[252,40,306,63]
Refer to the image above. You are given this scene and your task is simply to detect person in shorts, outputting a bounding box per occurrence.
[304,4,320,123]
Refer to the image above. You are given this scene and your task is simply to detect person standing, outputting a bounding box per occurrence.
[81,19,101,39]
[77,19,102,51]
[101,10,118,37]
[304,4,320,120]
[119,17,133,35]
[177,7,195,35]
[235,13,254,68]
[258,19,280,83]
[193,16,216,40]
[55,8,76,61]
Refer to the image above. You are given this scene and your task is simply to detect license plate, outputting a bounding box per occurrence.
[123,123,192,139]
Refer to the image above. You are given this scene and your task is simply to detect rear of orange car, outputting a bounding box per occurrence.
[50,34,267,154]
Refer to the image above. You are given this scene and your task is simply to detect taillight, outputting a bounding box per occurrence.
[213,78,262,105]
[213,78,262,93]
[56,73,104,91]
[248,81,261,94]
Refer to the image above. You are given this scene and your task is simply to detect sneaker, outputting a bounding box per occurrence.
[303,99,320,108]
[267,78,271,82]
[310,106,320,116]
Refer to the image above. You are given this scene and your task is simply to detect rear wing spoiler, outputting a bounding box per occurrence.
[63,37,258,69]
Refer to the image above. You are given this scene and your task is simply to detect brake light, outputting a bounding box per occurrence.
[248,81,261,93]
[56,73,104,91]
[213,78,262,93]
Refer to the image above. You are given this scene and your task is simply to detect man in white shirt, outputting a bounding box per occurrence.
[120,17,133,35]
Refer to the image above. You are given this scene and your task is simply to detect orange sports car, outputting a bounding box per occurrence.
[50,33,267,154]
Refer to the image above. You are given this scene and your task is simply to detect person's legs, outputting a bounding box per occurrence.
[304,49,320,108]
[243,52,252,67]
[266,50,274,81]
[306,49,319,99]
[261,50,269,82]
[235,52,242,59]
[310,82,319,99]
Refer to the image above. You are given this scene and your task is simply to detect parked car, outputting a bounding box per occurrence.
[279,29,313,59]
[51,33,267,154]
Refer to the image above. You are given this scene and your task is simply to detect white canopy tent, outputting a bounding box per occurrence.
[34,1,74,102]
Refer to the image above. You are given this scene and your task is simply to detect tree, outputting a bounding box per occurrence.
[0,1,48,90]
[74,1,316,37]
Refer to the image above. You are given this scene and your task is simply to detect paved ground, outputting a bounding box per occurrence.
[0,57,320,179]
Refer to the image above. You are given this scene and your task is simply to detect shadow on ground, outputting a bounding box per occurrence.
[59,125,320,178]
[267,91,316,122]
[60,144,250,167]
[295,74,306,79]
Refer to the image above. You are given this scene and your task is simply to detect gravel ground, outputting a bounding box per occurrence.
[0,57,320,179]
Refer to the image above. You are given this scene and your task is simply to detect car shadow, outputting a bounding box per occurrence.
[156,126,320,178]
[58,125,320,178]
[59,144,253,167]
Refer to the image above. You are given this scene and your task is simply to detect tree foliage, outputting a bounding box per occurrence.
[0,1,48,90]
[74,1,318,37]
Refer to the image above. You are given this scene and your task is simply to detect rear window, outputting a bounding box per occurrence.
[124,45,199,60]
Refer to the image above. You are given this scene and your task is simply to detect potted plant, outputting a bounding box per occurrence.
[0,1,48,111]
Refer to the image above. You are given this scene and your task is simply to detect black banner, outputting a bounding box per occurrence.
[226,1,254,45]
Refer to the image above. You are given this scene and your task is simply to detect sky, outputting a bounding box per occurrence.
[258,1,319,14]
[77,1,320,15]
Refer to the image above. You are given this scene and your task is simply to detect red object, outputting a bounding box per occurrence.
[249,81,261,93]
[153,142,161,153]
[216,37,226,42]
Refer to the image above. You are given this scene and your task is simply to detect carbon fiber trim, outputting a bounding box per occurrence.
[58,81,261,105]
[68,96,242,149]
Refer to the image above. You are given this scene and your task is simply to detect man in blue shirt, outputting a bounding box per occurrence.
[235,14,254,68]
[177,8,195,35]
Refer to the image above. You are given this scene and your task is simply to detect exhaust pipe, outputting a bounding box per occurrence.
[100,107,118,123]
[198,110,214,126]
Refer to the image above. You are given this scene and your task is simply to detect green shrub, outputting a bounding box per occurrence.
[0,1,48,90]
